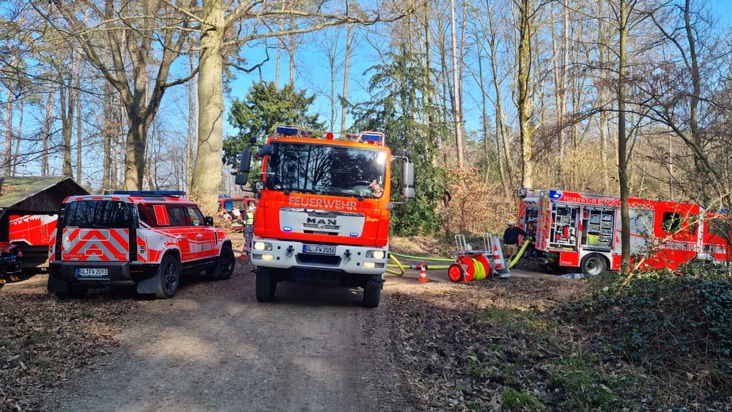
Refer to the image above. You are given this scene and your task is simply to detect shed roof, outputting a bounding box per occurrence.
[0,176,88,213]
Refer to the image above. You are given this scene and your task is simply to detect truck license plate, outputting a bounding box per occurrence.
[303,244,337,255]
[77,268,109,278]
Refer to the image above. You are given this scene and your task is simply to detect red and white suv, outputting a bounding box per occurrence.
[47,191,234,299]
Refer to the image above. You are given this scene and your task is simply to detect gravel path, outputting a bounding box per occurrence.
[42,259,418,412]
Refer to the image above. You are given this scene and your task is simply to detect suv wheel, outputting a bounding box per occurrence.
[156,255,181,299]
[207,244,235,280]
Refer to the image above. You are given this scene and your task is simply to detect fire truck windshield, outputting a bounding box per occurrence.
[266,142,387,198]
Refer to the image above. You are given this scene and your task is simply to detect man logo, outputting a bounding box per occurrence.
[305,217,339,229]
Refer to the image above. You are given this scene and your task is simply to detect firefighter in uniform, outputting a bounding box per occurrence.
[244,202,256,254]
[503,220,527,262]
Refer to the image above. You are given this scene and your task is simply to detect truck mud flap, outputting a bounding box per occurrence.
[136,273,161,294]
[47,275,70,293]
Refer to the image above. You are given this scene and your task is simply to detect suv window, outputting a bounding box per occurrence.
[186,206,205,226]
[167,206,188,227]
[137,204,158,227]
[64,200,133,228]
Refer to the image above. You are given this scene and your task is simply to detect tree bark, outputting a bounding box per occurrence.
[187,52,198,191]
[517,0,535,188]
[4,89,11,176]
[617,0,632,274]
[191,0,226,215]
[12,100,23,176]
[450,0,464,169]
[340,18,353,134]
[42,86,55,176]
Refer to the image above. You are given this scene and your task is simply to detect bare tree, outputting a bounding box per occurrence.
[449,0,464,169]
[34,0,198,189]
[190,0,408,214]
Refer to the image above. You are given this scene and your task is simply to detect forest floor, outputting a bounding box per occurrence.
[1,234,730,411]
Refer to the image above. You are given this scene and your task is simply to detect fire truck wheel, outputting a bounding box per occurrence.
[155,255,181,299]
[580,254,606,276]
[255,268,276,302]
[207,244,235,280]
[362,275,382,308]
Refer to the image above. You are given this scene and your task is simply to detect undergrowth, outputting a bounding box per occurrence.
[557,266,732,394]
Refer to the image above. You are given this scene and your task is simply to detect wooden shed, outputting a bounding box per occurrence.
[0,176,88,272]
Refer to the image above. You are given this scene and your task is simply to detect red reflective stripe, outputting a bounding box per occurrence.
[154,205,170,225]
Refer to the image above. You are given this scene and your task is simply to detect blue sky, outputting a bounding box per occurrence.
[223,1,732,141]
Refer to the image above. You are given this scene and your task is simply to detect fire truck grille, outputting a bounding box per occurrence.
[303,230,339,236]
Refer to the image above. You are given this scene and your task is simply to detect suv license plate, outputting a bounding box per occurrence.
[303,244,337,255]
[77,268,109,278]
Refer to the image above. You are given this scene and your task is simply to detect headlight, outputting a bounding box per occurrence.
[254,241,272,251]
[366,250,386,259]
[255,181,265,191]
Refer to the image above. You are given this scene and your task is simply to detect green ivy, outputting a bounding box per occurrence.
[558,268,732,390]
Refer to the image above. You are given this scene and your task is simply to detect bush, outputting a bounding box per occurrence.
[559,267,732,391]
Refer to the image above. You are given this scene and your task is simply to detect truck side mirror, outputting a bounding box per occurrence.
[402,161,415,199]
[235,173,249,186]
[239,148,252,173]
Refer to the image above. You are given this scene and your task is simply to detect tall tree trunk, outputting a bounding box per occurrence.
[102,89,112,192]
[288,34,296,86]
[75,58,83,184]
[551,3,568,187]
[617,0,632,274]
[42,87,55,176]
[4,89,11,176]
[517,0,535,188]
[450,0,464,169]
[60,67,75,178]
[12,100,23,176]
[187,52,198,191]
[340,22,352,134]
[684,0,703,191]
[484,4,513,189]
[598,13,611,193]
[192,0,225,214]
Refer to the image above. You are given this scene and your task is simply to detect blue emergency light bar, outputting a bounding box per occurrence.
[549,190,562,199]
[112,190,186,197]
[359,132,384,145]
[276,126,299,136]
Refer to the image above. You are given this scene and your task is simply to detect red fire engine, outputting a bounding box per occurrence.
[516,189,731,275]
[235,126,415,307]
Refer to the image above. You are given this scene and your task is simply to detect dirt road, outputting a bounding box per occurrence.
[41,260,418,412]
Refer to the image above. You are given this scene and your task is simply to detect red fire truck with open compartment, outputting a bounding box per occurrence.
[516,189,731,275]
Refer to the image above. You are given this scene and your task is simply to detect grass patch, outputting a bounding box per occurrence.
[547,356,624,409]
[501,387,544,411]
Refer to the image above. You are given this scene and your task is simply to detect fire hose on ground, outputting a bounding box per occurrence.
[386,236,533,276]
[386,251,454,276]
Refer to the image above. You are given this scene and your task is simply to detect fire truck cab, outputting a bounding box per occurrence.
[48,191,234,299]
[235,126,415,307]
